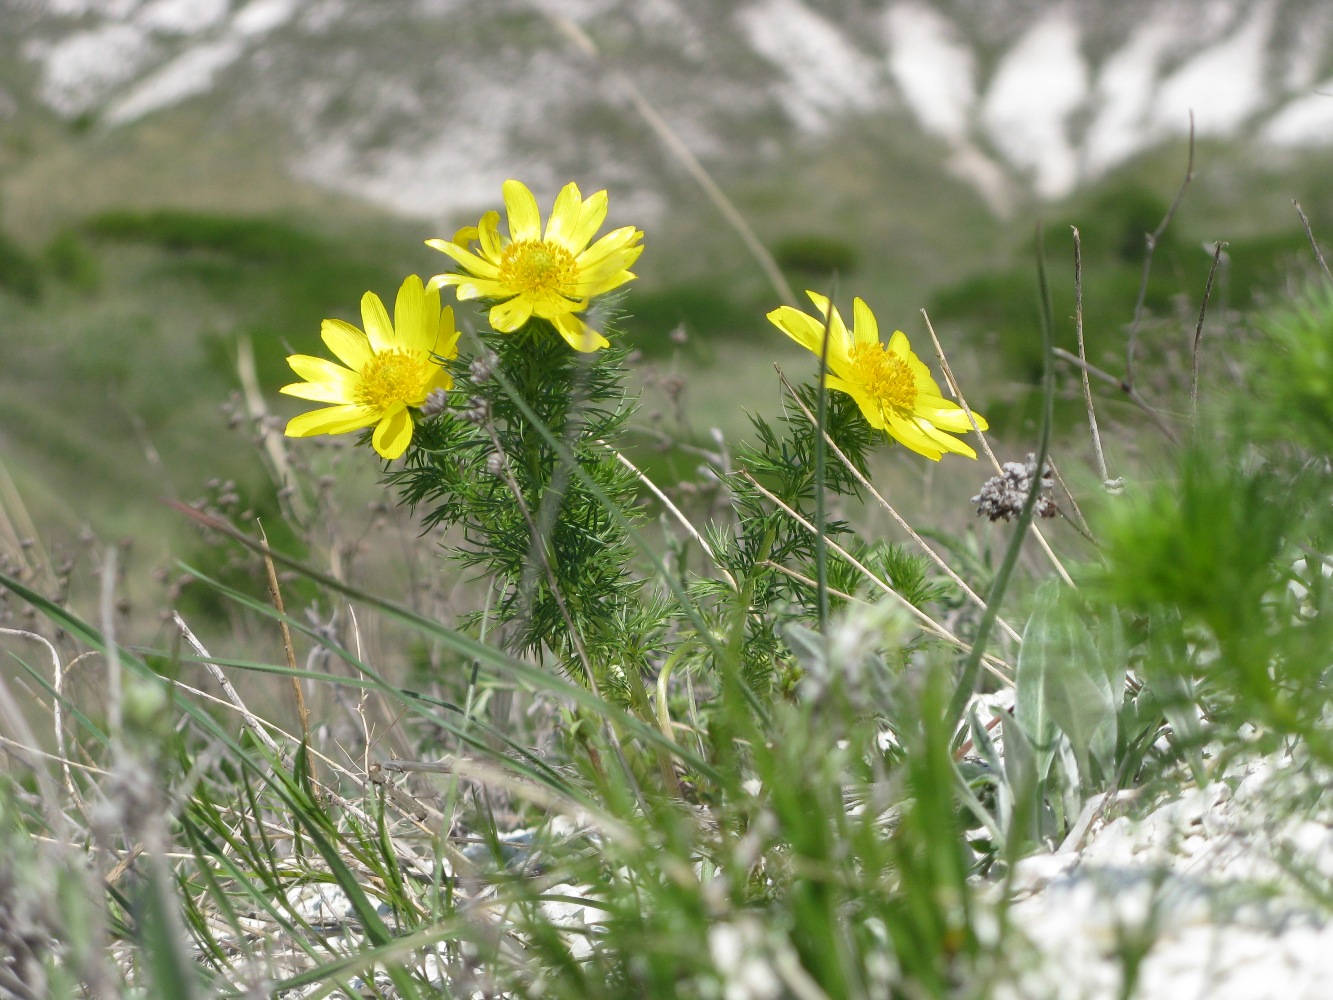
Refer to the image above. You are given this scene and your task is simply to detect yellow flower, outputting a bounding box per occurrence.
[767,291,988,461]
[426,179,644,353]
[281,275,459,459]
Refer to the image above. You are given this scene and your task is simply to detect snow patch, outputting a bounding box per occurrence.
[945,143,1016,217]
[291,75,546,220]
[136,0,230,34]
[105,38,244,125]
[1152,1,1275,135]
[1083,16,1183,174]
[46,0,142,16]
[980,7,1088,199]
[737,0,886,133]
[231,0,296,37]
[884,3,974,141]
[1281,14,1330,92]
[528,0,621,21]
[299,0,351,32]
[28,23,157,117]
[1261,84,1333,146]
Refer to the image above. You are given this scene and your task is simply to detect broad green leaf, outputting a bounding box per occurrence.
[1015,583,1116,790]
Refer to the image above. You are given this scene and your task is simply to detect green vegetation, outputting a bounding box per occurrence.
[0,225,42,300]
[2,99,1333,998]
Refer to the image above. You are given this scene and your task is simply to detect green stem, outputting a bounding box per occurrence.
[946,224,1057,734]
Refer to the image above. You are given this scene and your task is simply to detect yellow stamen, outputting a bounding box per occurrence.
[849,342,916,413]
[499,240,578,296]
[358,350,429,410]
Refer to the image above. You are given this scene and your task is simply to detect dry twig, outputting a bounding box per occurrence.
[1071,227,1110,484]
[1293,199,1333,285]
[1127,113,1195,386]
[259,522,317,791]
[740,470,1014,684]
[545,13,796,307]
[774,369,1023,644]
[919,312,1075,587]
[1192,242,1228,422]
[1052,348,1178,443]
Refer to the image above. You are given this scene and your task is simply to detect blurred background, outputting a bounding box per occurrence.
[1,0,1331,640]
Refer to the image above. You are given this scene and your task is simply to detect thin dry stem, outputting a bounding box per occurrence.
[482,425,601,699]
[612,447,737,590]
[350,605,374,776]
[0,734,109,776]
[237,333,307,522]
[1047,458,1098,546]
[380,754,647,860]
[1293,199,1333,285]
[100,549,123,739]
[740,470,1013,684]
[761,560,1014,678]
[1052,348,1179,443]
[165,672,447,835]
[919,311,1075,587]
[546,14,796,307]
[1071,227,1110,483]
[774,368,1022,645]
[0,627,83,810]
[0,461,57,595]
[173,611,282,755]
[483,425,681,800]
[259,522,317,792]
[0,662,63,826]
[1191,241,1228,422]
[1127,113,1195,386]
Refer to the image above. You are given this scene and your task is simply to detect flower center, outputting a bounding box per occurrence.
[498,240,579,296]
[848,342,917,414]
[357,350,430,411]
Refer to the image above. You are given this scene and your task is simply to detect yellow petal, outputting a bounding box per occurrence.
[560,187,611,251]
[281,381,350,403]
[360,291,394,353]
[451,276,509,301]
[503,180,542,242]
[574,225,641,269]
[804,290,831,315]
[372,404,413,459]
[432,305,461,360]
[767,304,827,354]
[321,319,373,371]
[798,293,852,353]
[552,311,609,352]
[529,289,582,319]
[394,274,438,354]
[918,400,986,434]
[490,295,534,332]
[543,182,585,246]
[425,237,499,279]
[423,365,453,396]
[915,418,977,459]
[286,404,378,438]
[915,405,971,433]
[282,355,358,401]
[885,410,946,460]
[574,268,636,299]
[836,384,888,429]
[852,298,880,347]
[477,210,504,262]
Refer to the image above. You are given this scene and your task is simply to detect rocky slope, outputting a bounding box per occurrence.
[4,0,1331,224]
